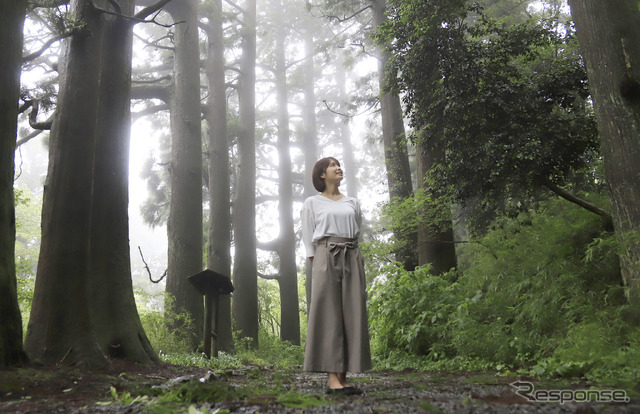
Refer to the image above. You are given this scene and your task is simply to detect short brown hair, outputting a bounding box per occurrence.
[312,157,340,192]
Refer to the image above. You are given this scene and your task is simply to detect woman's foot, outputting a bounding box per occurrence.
[326,372,363,395]
[327,372,344,390]
[337,372,351,387]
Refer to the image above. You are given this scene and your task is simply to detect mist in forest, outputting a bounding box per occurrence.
[15,0,388,297]
[4,0,640,391]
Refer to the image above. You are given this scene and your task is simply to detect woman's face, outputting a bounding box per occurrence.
[321,159,343,183]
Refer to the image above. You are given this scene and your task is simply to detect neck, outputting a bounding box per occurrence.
[322,182,341,196]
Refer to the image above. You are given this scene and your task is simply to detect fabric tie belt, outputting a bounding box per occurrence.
[319,237,358,281]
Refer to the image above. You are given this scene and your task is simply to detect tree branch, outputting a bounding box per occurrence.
[134,0,174,20]
[133,32,175,51]
[132,104,169,121]
[224,0,244,14]
[310,5,371,23]
[540,177,613,227]
[87,0,180,28]
[18,101,33,115]
[322,98,379,118]
[133,75,172,84]
[28,100,54,130]
[16,129,46,148]
[131,83,171,101]
[258,271,280,280]
[22,31,75,64]
[138,246,167,283]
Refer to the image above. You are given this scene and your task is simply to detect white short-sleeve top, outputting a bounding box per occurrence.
[301,194,362,258]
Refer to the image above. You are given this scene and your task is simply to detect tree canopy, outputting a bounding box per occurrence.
[378,0,602,231]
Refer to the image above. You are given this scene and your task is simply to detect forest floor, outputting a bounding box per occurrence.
[1,361,638,413]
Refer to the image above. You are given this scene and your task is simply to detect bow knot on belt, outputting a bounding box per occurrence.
[328,241,356,255]
[320,237,358,282]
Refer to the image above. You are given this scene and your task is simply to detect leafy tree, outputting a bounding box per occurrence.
[379,0,604,233]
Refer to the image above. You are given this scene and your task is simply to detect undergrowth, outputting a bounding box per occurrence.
[368,197,640,391]
[157,330,304,370]
[106,379,328,413]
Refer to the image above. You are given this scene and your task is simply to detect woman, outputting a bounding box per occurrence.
[301,157,372,395]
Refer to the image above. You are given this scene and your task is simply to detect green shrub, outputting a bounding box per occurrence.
[137,292,196,354]
[451,198,622,366]
[368,263,464,359]
[367,196,640,388]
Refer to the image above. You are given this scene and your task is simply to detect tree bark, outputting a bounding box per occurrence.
[568,0,640,305]
[25,0,107,367]
[302,27,319,311]
[0,0,28,368]
[371,0,417,271]
[233,0,259,346]
[203,0,233,352]
[165,0,204,348]
[89,0,158,363]
[336,51,359,199]
[275,17,301,345]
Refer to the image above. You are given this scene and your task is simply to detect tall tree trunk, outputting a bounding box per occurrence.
[165,0,204,349]
[89,0,158,363]
[233,0,259,346]
[25,0,107,367]
[203,0,233,352]
[302,27,319,310]
[336,51,358,199]
[0,0,28,368]
[416,142,457,274]
[568,0,640,306]
[275,17,300,345]
[371,0,417,271]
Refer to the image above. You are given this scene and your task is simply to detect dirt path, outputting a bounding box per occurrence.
[1,363,637,413]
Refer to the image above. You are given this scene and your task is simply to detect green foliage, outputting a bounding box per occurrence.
[257,278,281,336]
[138,292,197,354]
[376,189,455,263]
[14,185,41,334]
[154,382,244,404]
[367,197,639,388]
[378,0,600,230]
[158,330,304,371]
[451,198,619,365]
[108,385,150,405]
[368,264,463,359]
[139,147,171,228]
[106,375,328,413]
[276,390,328,408]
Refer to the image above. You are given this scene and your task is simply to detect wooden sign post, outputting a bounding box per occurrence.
[187,269,234,358]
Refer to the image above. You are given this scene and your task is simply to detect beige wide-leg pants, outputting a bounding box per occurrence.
[304,236,372,373]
